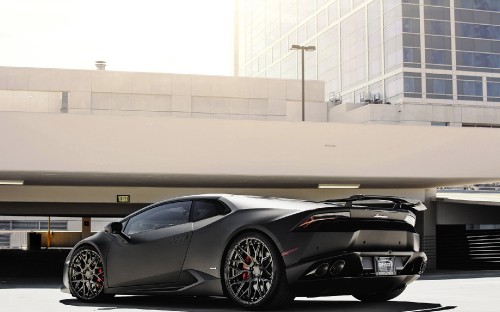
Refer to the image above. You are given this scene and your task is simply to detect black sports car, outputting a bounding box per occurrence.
[62,194,427,309]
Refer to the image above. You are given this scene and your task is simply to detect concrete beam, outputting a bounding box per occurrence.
[1,112,499,188]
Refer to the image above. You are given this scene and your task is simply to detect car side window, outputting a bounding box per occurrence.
[124,201,192,235]
[192,200,228,222]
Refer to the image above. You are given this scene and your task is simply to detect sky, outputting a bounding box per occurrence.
[0,0,234,75]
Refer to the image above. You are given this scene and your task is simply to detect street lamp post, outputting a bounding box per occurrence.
[290,44,316,121]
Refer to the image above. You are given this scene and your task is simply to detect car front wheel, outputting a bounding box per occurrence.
[223,232,294,310]
[68,246,111,302]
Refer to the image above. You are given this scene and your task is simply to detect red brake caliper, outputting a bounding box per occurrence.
[97,268,104,283]
[242,256,251,280]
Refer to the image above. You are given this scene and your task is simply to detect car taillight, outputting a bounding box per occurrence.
[298,211,350,229]
[404,214,416,227]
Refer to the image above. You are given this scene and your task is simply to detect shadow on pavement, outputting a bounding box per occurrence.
[0,277,62,289]
[60,295,456,312]
[419,270,500,280]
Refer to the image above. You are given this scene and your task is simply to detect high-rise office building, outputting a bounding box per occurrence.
[235,0,500,126]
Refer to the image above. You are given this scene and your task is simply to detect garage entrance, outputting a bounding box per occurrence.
[437,225,500,269]
[435,196,500,270]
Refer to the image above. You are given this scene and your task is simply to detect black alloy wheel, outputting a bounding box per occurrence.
[68,246,110,302]
[223,232,294,310]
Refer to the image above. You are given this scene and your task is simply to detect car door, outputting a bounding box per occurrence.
[106,201,193,288]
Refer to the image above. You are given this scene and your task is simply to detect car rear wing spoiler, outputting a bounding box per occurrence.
[322,195,427,212]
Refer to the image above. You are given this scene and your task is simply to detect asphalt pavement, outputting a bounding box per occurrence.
[1,270,499,312]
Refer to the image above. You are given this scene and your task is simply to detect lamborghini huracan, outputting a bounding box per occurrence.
[62,194,427,309]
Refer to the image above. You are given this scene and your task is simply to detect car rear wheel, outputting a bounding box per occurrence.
[223,232,294,310]
[68,246,112,302]
[353,285,406,302]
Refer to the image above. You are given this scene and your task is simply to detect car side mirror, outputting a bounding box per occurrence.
[107,222,123,233]
[105,222,131,242]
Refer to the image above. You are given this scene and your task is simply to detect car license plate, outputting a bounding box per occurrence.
[374,256,396,276]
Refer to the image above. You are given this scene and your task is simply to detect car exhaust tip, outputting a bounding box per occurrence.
[330,260,345,276]
[314,263,330,276]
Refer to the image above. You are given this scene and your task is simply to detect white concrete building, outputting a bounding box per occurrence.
[0,66,326,122]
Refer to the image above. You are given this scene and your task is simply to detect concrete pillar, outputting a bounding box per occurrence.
[418,188,437,270]
[82,217,91,239]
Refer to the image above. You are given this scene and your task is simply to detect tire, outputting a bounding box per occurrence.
[353,285,406,302]
[68,246,112,302]
[223,232,294,310]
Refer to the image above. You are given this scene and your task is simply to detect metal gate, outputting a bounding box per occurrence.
[437,225,500,269]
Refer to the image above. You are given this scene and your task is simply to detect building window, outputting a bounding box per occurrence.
[455,0,500,12]
[272,44,280,62]
[328,1,339,25]
[425,35,451,50]
[487,80,500,102]
[306,17,317,39]
[403,18,420,33]
[404,72,422,98]
[403,47,421,63]
[426,49,452,65]
[403,4,420,18]
[424,5,450,20]
[425,20,451,36]
[317,9,328,31]
[462,123,500,128]
[426,74,453,99]
[431,121,450,126]
[457,76,483,101]
[0,234,10,248]
[404,0,420,5]
[457,51,500,68]
[487,82,500,96]
[457,23,500,40]
[424,0,450,6]
[297,25,306,44]
[340,0,351,17]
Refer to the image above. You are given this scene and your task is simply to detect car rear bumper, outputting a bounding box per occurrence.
[286,251,426,297]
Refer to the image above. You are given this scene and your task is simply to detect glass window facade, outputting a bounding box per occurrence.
[236,0,500,106]
[423,1,451,70]
[385,1,404,72]
[454,3,500,72]
[368,0,383,78]
[341,9,366,90]
[318,26,340,95]
[328,1,339,25]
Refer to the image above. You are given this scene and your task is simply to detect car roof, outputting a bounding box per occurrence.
[169,194,341,210]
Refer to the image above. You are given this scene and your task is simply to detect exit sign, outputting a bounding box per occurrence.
[117,195,130,203]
